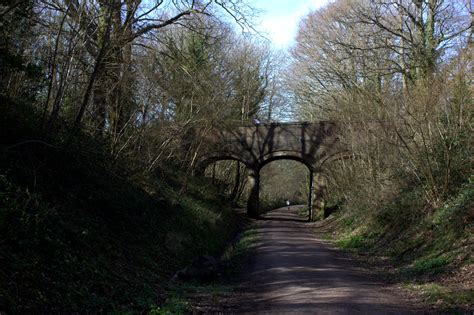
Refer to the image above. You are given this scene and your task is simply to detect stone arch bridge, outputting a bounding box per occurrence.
[196,122,349,221]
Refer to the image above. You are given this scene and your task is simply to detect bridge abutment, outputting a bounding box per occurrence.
[309,172,327,221]
[246,169,260,218]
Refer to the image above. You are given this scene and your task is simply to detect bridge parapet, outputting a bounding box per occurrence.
[200,121,346,171]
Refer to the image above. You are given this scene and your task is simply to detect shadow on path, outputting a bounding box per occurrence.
[228,206,432,314]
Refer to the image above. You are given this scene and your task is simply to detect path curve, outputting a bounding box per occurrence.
[232,206,428,314]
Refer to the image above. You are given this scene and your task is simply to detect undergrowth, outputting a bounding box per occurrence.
[329,177,473,310]
[152,227,258,314]
[403,283,474,311]
[0,99,244,312]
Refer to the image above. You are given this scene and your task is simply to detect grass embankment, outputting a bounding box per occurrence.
[152,228,258,314]
[0,100,244,312]
[326,180,473,311]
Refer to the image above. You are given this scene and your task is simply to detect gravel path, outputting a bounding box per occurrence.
[229,206,429,314]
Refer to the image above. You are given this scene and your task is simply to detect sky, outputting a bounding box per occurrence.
[253,0,330,49]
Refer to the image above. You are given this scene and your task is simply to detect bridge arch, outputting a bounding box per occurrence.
[196,122,346,221]
[257,151,316,172]
[195,154,249,176]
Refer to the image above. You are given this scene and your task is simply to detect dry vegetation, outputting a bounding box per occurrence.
[0,0,282,311]
[289,0,473,310]
[0,0,472,311]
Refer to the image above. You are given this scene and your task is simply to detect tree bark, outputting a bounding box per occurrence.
[74,9,112,130]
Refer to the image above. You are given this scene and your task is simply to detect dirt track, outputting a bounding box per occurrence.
[229,206,430,314]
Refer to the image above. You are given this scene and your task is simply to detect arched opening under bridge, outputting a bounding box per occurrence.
[196,122,346,220]
[201,155,327,221]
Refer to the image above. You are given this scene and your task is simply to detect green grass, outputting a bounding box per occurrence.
[150,227,259,313]
[336,235,366,249]
[402,256,451,275]
[334,177,473,265]
[404,283,474,310]
[298,206,309,218]
[342,216,355,228]
[322,232,333,240]
[325,177,473,311]
[149,282,233,315]
[235,228,258,254]
[222,227,258,269]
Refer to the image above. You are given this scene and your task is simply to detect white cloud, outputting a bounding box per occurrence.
[257,0,329,48]
[261,16,298,47]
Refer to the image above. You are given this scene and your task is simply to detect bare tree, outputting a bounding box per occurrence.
[289,0,472,210]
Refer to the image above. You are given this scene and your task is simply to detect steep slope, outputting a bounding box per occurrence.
[0,99,242,312]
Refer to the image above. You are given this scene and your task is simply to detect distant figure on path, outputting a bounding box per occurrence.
[286,199,290,211]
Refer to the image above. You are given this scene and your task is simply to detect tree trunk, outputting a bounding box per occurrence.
[74,9,112,130]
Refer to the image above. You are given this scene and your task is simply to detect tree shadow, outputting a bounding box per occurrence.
[259,216,307,223]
